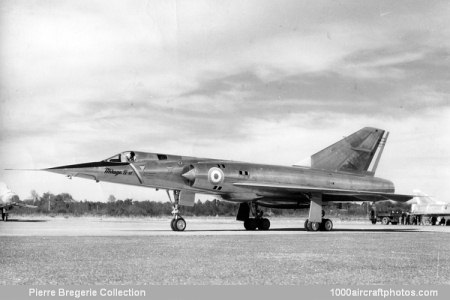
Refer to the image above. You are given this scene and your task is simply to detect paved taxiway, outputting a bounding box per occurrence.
[1,217,449,284]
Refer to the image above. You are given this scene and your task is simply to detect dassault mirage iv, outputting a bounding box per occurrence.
[409,190,450,224]
[43,127,412,231]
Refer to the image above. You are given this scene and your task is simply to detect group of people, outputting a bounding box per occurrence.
[400,212,447,226]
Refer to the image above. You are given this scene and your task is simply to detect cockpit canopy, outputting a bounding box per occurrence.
[104,151,136,163]
[103,151,170,163]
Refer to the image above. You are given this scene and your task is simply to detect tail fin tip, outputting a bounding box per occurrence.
[310,127,386,174]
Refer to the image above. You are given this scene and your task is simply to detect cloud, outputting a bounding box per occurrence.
[1,0,449,202]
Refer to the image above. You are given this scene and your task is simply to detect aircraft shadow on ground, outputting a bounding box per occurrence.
[270,227,420,233]
[323,228,422,233]
[121,227,422,233]
[5,219,47,223]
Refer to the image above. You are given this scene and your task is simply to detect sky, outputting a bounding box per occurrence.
[0,0,449,203]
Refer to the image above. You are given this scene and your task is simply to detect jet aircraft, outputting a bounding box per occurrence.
[38,127,412,231]
[408,190,450,224]
[0,182,37,221]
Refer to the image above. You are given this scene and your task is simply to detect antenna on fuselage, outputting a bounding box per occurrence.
[370,131,389,174]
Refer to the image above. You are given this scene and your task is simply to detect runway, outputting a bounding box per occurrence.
[1,216,449,285]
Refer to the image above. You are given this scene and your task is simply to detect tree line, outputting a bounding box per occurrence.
[14,191,407,217]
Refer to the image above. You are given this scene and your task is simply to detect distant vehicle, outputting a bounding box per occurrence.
[10,127,413,231]
[408,190,450,226]
[0,183,37,221]
[370,208,402,225]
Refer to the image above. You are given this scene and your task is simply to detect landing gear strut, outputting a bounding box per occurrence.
[1,209,7,222]
[167,190,186,231]
[239,202,270,231]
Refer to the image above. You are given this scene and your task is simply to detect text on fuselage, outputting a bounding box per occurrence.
[104,168,133,176]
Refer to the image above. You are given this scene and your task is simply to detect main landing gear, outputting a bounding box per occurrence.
[238,202,271,231]
[304,217,333,231]
[167,190,186,231]
[304,193,333,232]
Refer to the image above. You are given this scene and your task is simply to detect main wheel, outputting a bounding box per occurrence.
[371,219,376,224]
[257,218,270,230]
[174,218,186,231]
[322,219,333,231]
[170,218,177,231]
[304,219,309,230]
[244,218,257,230]
[307,221,320,231]
[381,217,389,225]
[1,212,5,221]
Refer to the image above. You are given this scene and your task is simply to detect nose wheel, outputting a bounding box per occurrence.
[171,216,186,231]
[167,190,186,231]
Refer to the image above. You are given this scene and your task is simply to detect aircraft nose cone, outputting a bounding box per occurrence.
[182,169,196,181]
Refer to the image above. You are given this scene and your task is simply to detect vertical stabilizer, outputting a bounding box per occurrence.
[310,127,385,174]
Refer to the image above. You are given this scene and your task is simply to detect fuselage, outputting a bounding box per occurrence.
[48,151,394,204]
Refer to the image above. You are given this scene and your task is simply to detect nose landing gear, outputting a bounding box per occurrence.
[167,190,186,231]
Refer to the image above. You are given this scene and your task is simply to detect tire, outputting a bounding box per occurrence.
[244,218,257,230]
[304,219,309,230]
[381,217,389,225]
[170,218,177,231]
[371,219,376,224]
[323,219,333,231]
[446,219,450,226]
[257,218,270,230]
[308,222,320,231]
[174,218,186,231]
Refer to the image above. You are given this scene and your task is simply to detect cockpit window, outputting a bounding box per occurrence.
[157,154,167,160]
[105,154,121,162]
[128,151,136,162]
[119,151,136,162]
[104,151,137,163]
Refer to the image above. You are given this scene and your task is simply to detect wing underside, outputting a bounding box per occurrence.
[233,182,412,202]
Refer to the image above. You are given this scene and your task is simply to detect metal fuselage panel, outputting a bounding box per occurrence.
[47,152,394,203]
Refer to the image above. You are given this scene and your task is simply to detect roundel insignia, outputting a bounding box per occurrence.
[208,167,224,185]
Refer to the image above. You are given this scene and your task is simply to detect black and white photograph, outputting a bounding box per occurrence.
[1,0,449,299]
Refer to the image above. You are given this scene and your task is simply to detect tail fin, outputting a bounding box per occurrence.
[310,127,386,175]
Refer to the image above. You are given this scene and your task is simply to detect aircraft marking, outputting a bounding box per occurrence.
[208,167,224,184]
[104,168,133,176]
